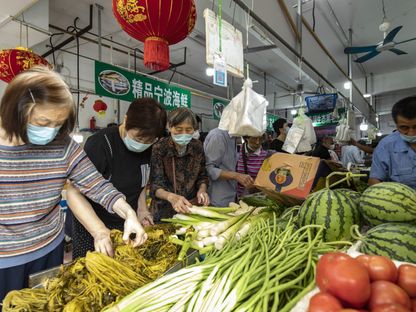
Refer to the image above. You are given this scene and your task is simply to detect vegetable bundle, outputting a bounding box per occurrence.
[164,201,282,259]
[2,225,178,312]
[107,214,351,312]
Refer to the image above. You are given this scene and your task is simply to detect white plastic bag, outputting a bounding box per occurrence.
[283,110,316,154]
[335,118,351,143]
[218,78,268,137]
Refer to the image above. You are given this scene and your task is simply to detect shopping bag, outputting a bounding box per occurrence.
[219,78,268,137]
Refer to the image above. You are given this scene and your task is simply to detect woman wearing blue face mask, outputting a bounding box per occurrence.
[150,108,210,221]
[68,98,167,258]
[0,67,148,301]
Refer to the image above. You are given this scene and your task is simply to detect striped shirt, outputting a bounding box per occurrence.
[236,145,269,198]
[0,137,124,258]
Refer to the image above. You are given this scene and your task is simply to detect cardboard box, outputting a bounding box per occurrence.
[254,153,343,207]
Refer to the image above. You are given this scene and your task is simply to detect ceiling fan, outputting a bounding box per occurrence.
[344,24,416,63]
[344,0,415,63]
[277,83,323,100]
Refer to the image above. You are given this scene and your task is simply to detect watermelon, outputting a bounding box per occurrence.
[298,189,361,242]
[359,223,416,263]
[359,182,416,226]
[336,188,361,203]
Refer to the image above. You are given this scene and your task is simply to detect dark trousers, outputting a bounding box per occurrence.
[0,240,64,308]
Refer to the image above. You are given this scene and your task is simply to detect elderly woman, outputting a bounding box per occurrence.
[151,108,209,221]
[0,67,146,301]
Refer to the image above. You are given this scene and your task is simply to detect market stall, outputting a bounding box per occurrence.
[3,172,416,311]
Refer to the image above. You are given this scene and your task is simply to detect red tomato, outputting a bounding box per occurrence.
[369,281,411,310]
[316,253,370,308]
[365,256,398,282]
[356,255,371,270]
[412,299,416,312]
[398,264,416,298]
[308,292,343,312]
[371,303,411,312]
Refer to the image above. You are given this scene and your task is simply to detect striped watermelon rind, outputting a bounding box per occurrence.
[298,189,361,242]
[359,182,416,226]
[359,222,416,263]
[336,188,361,203]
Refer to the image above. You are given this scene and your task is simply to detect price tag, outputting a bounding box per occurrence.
[213,54,227,87]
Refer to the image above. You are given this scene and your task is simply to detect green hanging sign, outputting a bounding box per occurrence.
[95,61,191,110]
[212,98,229,120]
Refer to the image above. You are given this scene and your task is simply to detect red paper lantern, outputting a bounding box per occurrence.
[93,99,108,116]
[0,48,50,83]
[112,0,196,71]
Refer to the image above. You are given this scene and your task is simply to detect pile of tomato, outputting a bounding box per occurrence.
[308,252,416,312]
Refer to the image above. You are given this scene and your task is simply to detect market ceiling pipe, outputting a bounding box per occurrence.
[232,0,336,91]
[232,0,375,116]
[301,16,348,78]
[301,16,374,113]
[42,4,93,58]
[277,0,301,43]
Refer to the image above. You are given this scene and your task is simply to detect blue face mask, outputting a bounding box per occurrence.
[172,134,193,146]
[27,124,61,145]
[400,133,416,144]
[123,134,152,153]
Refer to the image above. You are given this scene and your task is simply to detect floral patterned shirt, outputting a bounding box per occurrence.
[150,137,209,219]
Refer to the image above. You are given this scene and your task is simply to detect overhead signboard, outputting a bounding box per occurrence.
[95,61,191,110]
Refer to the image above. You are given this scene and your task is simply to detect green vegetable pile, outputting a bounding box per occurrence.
[106,215,351,312]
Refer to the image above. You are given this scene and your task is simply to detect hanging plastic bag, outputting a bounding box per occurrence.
[219,78,268,137]
[282,109,316,154]
[347,109,356,130]
[298,109,316,153]
[282,126,304,154]
[335,118,351,143]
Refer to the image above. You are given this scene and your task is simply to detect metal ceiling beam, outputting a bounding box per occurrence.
[42,4,93,58]
[244,44,277,53]
[232,0,375,119]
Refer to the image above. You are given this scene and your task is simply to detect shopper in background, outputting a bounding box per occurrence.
[341,141,365,168]
[349,138,374,154]
[204,128,253,207]
[151,108,209,221]
[0,67,146,302]
[261,131,273,150]
[311,136,334,160]
[236,136,270,198]
[270,118,288,152]
[369,96,416,189]
[69,98,167,258]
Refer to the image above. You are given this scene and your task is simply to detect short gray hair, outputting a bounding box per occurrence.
[168,108,197,129]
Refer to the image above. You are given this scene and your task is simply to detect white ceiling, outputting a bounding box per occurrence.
[2,0,416,112]
[301,0,416,77]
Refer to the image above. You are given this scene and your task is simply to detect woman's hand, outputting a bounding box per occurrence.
[123,211,148,247]
[197,189,210,206]
[112,198,148,247]
[138,208,154,228]
[167,193,192,213]
[92,227,114,257]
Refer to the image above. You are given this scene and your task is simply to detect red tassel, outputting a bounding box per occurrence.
[144,37,170,71]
